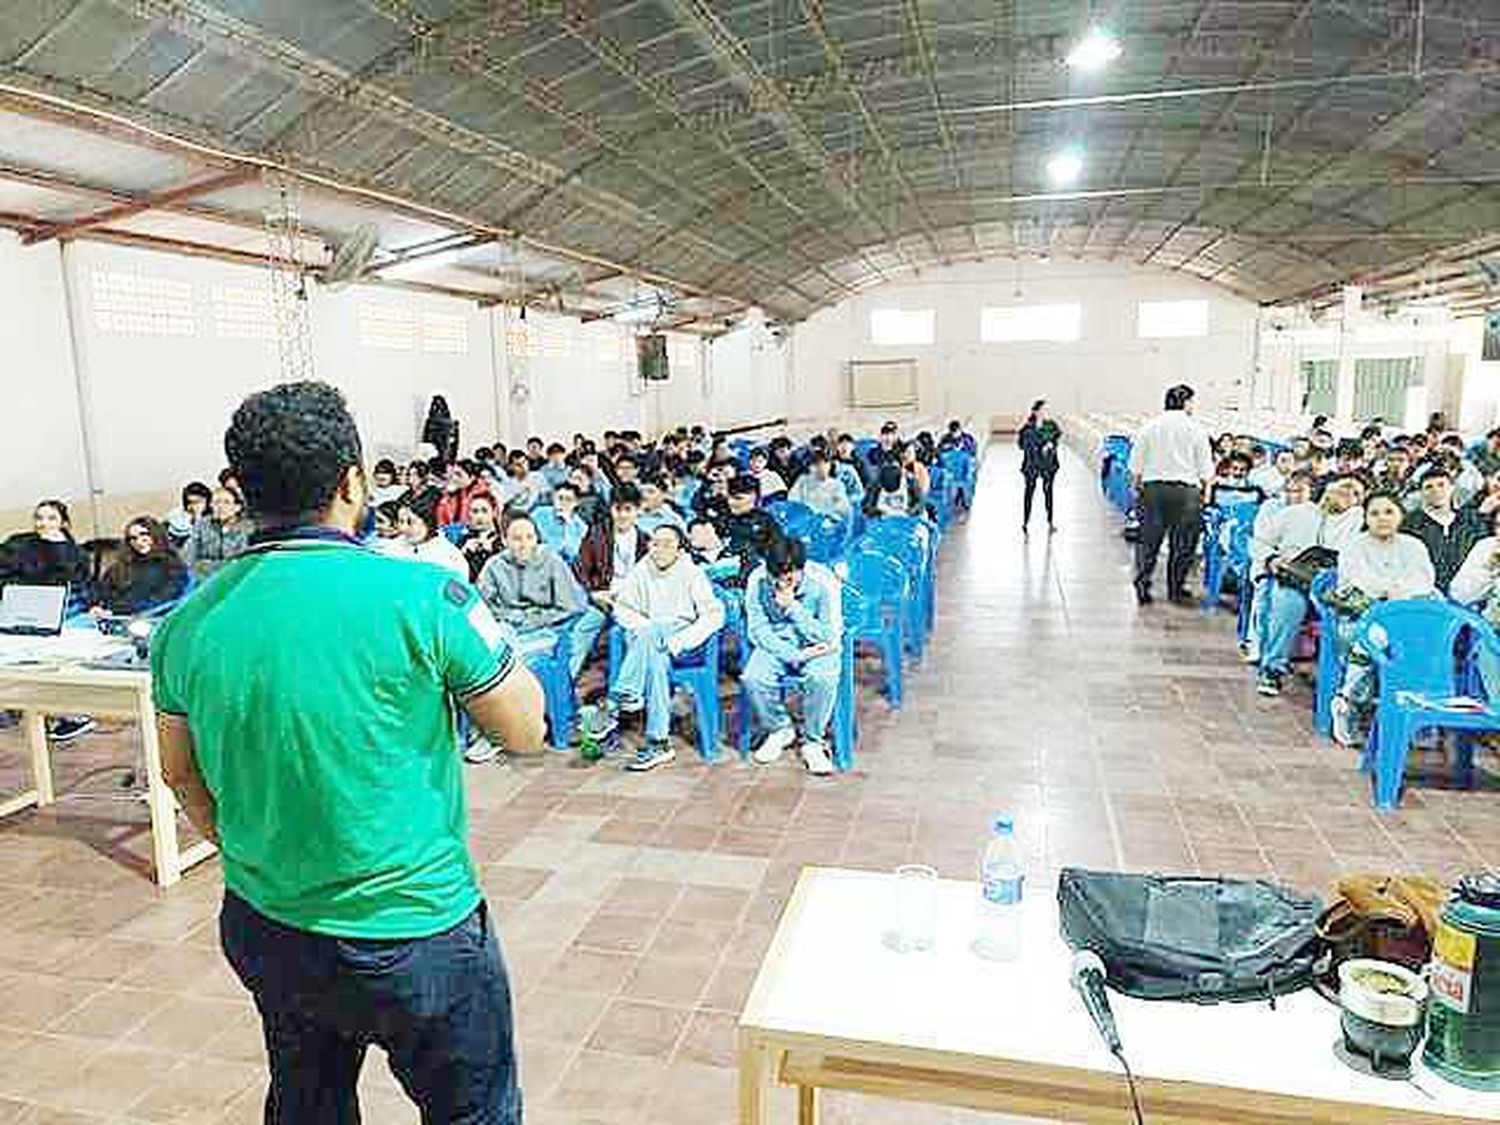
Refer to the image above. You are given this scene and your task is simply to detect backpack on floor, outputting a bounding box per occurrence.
[1058,868,1325,1004]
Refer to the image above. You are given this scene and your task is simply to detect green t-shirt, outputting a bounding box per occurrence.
[151,535,514,939]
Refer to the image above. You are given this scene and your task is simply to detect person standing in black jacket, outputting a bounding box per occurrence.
[1018,399,1062,534]
[0,499,89,591]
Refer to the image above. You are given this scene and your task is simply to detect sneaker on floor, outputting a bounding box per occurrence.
[626,739,676,772]
[800,740,834,776]
[464,738,502,765]
[1255,670,1283,697]
[1238,640,1260,664]
[1134,583,1154,606]
[752,725,797,765]
[1331,697,1355,747]
[47,716,95,743]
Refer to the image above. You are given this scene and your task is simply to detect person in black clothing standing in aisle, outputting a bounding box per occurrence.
[1018,399,1061,534]
[1129,384,1215,606]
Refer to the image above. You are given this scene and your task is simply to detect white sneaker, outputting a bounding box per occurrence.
[800,740,834,776]
[1331,697,1354,748]
[464,738,501,764]
[1239,642,1260,665]
[752,726,797,765]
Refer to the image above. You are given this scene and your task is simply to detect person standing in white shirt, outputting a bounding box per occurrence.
[1128,383,1215,605]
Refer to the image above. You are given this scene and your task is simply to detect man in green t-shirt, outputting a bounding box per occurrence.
[152,381,544,1125]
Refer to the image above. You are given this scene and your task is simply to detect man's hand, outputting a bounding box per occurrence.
[798,643,832,661]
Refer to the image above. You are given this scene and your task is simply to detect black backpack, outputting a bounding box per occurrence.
[1058,868,1326,1004]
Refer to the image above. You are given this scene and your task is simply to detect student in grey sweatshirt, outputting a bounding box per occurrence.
[183,486,252,579]
[476,514,583,655]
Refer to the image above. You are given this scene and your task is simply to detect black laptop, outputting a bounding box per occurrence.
[0,584,68,637]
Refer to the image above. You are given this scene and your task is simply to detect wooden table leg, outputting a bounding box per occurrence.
[798,1083,819,1125]
[25,710,53,806]
[135,688,182,888]
[739,1033,771,1125]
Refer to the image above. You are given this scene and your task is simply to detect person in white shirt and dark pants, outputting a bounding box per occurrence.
[1128,384,1215,605]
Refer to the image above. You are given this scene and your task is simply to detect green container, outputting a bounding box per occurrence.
[1424,872,1500,1090]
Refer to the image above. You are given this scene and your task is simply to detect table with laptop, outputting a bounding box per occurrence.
[739,868,1492,1125]
[0,583,215,888]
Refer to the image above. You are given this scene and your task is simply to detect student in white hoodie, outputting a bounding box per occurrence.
[608,525,725,772]
[398,491,470,581]
[1329,490,1437,746]
[1252,473,1363,696]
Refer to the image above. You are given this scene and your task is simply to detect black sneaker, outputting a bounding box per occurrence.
[48,716,96,743]
[1134,583,1154,606]
[1255,670,1283,697]
[626,739,676,772]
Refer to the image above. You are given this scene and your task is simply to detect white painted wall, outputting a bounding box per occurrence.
[788,259,1261,422]
[1451,316,1500,433]
[0,233,788,529]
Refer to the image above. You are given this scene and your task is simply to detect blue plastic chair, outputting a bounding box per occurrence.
[839,552,907,708]
[861,517,935,653]
[1201,501,1259,614]
[806,512,852,564]
[733,631,858,771]
[768,499,818,543]
[927,464,954,530]
[517,622,577,751]
[1356,599,1499,809]
[530,505,564,551]
[606,623,728,762]
[939,448,975,509]
[1308,569,1342,737]
[441,522,467,545]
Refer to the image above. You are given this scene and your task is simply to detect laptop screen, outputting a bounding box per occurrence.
[0,585,68,634]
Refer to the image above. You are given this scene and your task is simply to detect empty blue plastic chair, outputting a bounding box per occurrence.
[839,551,907,708]
[806,512,852,563]
[861,517,936,652]
[1308,569,1342,737]
[1357,599,1499,809]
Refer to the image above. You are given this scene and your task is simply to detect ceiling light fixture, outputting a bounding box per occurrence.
[1046,149,1084,187]
[1066,27,1122,72]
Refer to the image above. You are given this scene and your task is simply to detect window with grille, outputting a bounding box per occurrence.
[980,303,1081,343]
[357,301,417,350]
[421,311,468,355]
[1353,357,1418,424]
[212,285,276,341]
[92,271,195,337]
[870,308,935,346]
[1300,359,1336,415]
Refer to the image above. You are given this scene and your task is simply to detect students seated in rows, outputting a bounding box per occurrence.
[544,481,590,562]
[1399,467,1484,594]
[637,475,686,536]
[164,480,213,550]
[90,517,189,617]
[864,461,922,520]
[748,447,788,501]
[607,525,725,771]
[457,492,501,580]
[540,442,571,488]
[687,515,742,583]
[476,514,583,648]
[1208,452,1265,508]
[724,475,784,577]
[742,538,841,776]
[0,499,88,591]
[1251,473,1362,696]
[181,486,250,580]
[398,492,469,580]
[434,459,487,527]
[940,419,977,456]
[789,449,852,520]
[1329,491,1438,748]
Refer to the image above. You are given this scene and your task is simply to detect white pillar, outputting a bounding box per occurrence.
[1333,286,1361,423]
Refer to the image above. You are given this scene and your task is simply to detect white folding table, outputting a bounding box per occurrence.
[739,867,1496,1124]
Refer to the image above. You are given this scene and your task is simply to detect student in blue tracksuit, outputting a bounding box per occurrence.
[741,537,842,776]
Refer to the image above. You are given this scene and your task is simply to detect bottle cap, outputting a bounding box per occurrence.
[993,817,1014,835]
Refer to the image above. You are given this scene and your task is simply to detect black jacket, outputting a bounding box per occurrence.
[0,533,88,590]
[94,554,189,614]
[724,509,784,581]
[1400,508,1486,593]
[1018,419,1061,477]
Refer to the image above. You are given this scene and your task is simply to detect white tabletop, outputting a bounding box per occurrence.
[743,867,1496,1122]
[0,625,132,668]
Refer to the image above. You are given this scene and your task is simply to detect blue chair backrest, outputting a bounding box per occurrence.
[1356,599,1482,700]
[441,522,467,545]
[1309,568,1337,603]
[531,505,564,549]
[939,448,974,477]
[844,548,909,605]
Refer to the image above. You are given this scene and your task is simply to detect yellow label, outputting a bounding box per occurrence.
[1433,921,1477,972]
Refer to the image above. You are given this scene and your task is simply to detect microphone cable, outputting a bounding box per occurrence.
[1112,1045,1146,1125]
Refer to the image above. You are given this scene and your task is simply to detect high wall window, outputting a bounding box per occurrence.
[980,303,1081,343]
[357,301,417,350]
[212,285,276,341]
[92,271,195,337]
[420,311,468,355]
[1137,299,1208,339]
[869,308,935,346]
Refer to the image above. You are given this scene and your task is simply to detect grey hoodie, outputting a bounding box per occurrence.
[476,546,582,632]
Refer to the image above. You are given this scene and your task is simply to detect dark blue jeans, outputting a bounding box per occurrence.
[220,892,520,1125]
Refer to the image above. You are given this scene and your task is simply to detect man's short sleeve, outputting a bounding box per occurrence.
[435,576,515,699]
[149,616,187,716]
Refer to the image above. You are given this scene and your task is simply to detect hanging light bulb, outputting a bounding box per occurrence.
[1066,27,1123,72]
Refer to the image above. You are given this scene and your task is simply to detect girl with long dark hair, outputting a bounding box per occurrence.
[1018,398,1061,533]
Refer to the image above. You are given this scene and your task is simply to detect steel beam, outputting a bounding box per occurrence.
[22,167,259,244]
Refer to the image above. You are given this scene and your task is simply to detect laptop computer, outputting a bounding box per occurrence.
[0,584,69,637]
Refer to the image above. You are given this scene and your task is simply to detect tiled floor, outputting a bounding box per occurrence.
[1,444,1497,1124]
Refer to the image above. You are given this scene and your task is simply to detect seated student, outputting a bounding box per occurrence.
[1400,467,1485,593]
[867,421,900,478]
[1248,448,1295,498]
[398,492,470,580]
[688,515,743,584]
[724,474,785,577]
[476,513,583,643]
[183,486,252,579]
[789,449,853,520]
[863,461,922,520]
[403,458,436,504]
[0,499,88,590]
[1252,474,1362,695]
[1208,452,1266,508]
[458,491,501,580]
[576,446,613,505]
[546,481,591,562]
[742,538,842,776]
[900,442,931,500]
[1473,427,1500,478]
[748,448,788,501]
[692,462,734,526]
[90,517,189,617]
[611,453,642,492]
[1373,442,1413,496]
[833,432,871,496]
[606,525,725,772]
[563,465,605,527]
[499,450,547,513]
[434,459,486,527]
[637,475,687,536]
[540,442,571,488]
[1468,468,1500,520]
[164,481,213,550]
[525,435,546,471]
[1329,491,1438,747]
[672,453,704,513]
[370,458,405,506]
[1451,510,1500,611]
[370,500,411,557]
[572,483,649,677]
[768,437,802,489]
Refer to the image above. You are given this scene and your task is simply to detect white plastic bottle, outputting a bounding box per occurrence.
[973,817,1024,961]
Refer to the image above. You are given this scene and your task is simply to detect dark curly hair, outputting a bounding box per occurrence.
[224,381,363,522]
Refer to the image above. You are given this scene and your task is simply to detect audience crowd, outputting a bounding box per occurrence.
[0,416,978,771]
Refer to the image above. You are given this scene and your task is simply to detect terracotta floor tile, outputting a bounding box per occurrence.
[673,1008,737,1069]
[620,954,717,1007]
[542,947,638,995]
[585,999,689,1059]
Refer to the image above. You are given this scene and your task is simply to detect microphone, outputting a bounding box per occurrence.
[1071,950,1122,1055]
